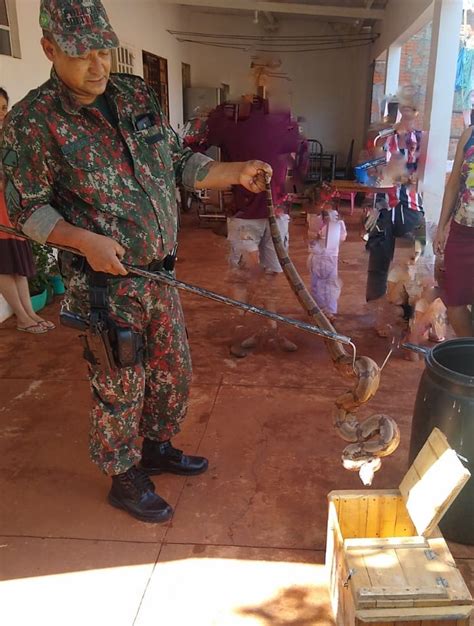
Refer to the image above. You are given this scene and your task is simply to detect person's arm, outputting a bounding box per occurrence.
[194,160,273,193]
[47,220,127,276]
[2,114,127,276]
[151,91,273,194]
[433,126,471,255]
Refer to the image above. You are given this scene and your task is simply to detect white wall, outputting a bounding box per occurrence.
[180,9,371,161]
[105,0,191,129]
[0,0,192,129]
[0,0,51,107]
[1,1,373,168]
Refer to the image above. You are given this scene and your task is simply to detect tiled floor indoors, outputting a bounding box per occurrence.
[0,205,472,625]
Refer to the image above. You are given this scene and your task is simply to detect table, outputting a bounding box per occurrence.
[331,180,395,214]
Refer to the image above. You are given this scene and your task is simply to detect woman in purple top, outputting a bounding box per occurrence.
[206,97,303,356]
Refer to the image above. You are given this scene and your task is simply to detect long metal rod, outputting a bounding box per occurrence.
[0,223,353,346]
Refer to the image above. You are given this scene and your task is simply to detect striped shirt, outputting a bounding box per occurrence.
[379,130,424,212]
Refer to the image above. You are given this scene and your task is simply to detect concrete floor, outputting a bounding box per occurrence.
[0,207,472,626]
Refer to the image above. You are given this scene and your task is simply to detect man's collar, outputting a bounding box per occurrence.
[50,68,83,115]
[50,67,114,115]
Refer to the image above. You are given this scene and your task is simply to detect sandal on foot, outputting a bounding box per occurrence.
[38,320,56,330]
[428,332,445,343]
[277,335,298,352]
[240,334,258,349]
[17,324,48,334]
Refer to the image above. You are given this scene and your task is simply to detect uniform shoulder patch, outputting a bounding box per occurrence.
[1,149,18,168]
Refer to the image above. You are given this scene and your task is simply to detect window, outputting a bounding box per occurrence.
[143,51,169,120]
[182,63,191,89]
[0,0,21,58]
[111,45,135,75]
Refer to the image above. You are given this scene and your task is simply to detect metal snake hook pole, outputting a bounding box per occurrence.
[0,223,352,346]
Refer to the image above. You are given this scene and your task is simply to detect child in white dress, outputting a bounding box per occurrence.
[307,208,347,321]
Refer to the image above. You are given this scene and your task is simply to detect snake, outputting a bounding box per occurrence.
[264,180,400,484]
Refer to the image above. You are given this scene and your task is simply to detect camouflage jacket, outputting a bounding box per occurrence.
[1,70,212,264]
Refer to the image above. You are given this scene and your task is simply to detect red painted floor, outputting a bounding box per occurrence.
[0,206,472,625]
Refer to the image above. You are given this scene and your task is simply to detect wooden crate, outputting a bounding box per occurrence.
[326,428,473,626]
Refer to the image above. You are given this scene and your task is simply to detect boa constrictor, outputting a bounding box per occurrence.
[265,181,400,485]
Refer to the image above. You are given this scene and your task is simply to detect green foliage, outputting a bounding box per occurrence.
[28,242,59,296]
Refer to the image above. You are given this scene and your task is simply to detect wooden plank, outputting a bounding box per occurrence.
[340,496,365,538]
[341,561,358,626]
[399,428,471,537]
[345,537,429,550]
[427,427,454,458]
[356,604,472,621]
[399,465,421,500]
[379,494,399,538]
[328,491,342,517]
[413,440,438,478]
[355,618,395,626]
[326,500,344,620]
[346,549,377,610]
[366,495,382,538]
[357,586,448,602]
[359,548,409,608]
[330,489,400,498]
[394,497,417,537]
[396,546,439,596]
[424,538,473,605]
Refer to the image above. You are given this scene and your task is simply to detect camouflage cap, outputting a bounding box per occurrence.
[39,0,119,57]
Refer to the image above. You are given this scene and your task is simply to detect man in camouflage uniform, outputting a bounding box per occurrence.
[1,0,271,523]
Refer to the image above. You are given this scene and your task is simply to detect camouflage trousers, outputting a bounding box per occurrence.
[63,270,192,476]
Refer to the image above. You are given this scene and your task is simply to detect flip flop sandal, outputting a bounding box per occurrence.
[38,320,56,330]
[17,324,48,334]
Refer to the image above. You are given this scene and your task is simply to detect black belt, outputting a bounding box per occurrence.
[136,258,167,272]
[68,252,176,275]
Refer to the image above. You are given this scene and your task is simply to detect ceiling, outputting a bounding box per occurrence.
[161,0,389,25]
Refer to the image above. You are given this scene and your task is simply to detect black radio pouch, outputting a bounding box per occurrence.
[108,321,144,368]
[88,271,144,370]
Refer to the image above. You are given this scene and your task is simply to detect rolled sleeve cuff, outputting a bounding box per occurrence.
[21,204,64,244]
[182,153,214,190]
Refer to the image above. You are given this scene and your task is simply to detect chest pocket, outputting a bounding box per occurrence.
[134,124,174,179]
[137,124,164,146]
[60,137,104,172]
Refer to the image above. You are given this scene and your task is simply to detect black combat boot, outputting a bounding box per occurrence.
[108,465,173,523]
[140,439,209,476]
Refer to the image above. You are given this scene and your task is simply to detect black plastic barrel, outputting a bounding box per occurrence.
[408,338,474,544]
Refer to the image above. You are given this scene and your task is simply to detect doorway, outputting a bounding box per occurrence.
[143,50,170,120]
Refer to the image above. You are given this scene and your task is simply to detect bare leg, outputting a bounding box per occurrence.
[14,275,55,329]
[15,275,38,318]
[447,305,474,337]
[0,274,39,329]
[367,297,399,338]
[229,251,263,357]
[263,272,297,352]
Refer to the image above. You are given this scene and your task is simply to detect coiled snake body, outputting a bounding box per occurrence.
[265,182,400,484]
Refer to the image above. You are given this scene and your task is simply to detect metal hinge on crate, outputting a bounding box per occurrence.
[424,549,438,561]
[343,569,356,588]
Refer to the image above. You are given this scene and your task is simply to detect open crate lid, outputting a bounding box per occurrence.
[399,428,471,537]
